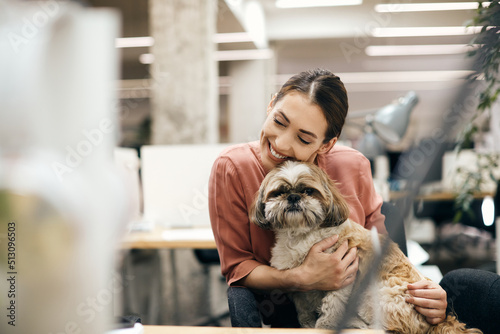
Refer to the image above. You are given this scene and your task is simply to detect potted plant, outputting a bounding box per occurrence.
[452,0,500,221]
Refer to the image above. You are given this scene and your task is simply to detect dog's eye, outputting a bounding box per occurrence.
[303,188,315,196]
[269,190,284,198]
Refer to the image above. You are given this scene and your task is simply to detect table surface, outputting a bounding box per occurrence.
[391,190,494,202]
[121,226,217,249]
[143,326,385,334]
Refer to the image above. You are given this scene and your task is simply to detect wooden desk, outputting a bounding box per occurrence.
[120,227,217,325]
[390,190,494,202]
[121,227,217,249]
[415,191,493,202]
[143,325,385,334]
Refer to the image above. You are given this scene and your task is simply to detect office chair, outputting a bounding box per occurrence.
[227,201,408,327]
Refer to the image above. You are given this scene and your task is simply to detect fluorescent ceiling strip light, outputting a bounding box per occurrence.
[365,44,476,56]
[116,37,154,48]
[213,32,253,43]
[339,70,473,83]
[375,2,491,12]
[123,33,254,46]
[215,49,274,61]
[139,53,154,64]
[372,26,482,37]
[276,0,362,9]
[141,50,274,63]
[276,70,472,84]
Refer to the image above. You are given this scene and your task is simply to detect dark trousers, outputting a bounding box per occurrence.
[440,268,500,334]
[227,287,300,328]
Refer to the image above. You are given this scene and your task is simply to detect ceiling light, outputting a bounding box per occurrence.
[276,70,473,85]
[213,32,253,43]
[275,0,362,9]
[139,53,154,64]
[215,49,274,61]
[326,70,472,83]
[371,26,482,37]
[365,44,476,56]
[375,2,490,12]
[115,37,154,48]
[141,50,274,63]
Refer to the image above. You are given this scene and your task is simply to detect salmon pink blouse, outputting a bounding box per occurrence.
[208,141,386,286]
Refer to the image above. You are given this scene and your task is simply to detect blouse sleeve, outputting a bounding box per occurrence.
[357,156,387,235]
[208,156,264,285]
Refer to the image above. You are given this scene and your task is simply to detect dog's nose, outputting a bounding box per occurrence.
[287,194,301,204]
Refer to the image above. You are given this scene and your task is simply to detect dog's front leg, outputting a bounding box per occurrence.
[292,291,323,328]
[315,285,354,329]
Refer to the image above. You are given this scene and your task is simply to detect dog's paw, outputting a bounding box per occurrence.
[315,316,337,329]
[298,314,317,328]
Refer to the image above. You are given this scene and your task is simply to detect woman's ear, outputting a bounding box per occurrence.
[317,137,337,155]
[267,93,278,115]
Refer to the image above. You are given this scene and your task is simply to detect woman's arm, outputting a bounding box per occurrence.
[241,236,359,292]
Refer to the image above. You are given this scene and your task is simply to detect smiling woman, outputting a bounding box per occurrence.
[208,68,448,329]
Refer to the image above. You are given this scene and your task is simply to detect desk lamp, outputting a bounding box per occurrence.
[371,91,419,144]
[351,91,419,162]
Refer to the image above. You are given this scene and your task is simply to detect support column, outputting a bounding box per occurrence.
[228,58,275,143]
[149,0,218,144]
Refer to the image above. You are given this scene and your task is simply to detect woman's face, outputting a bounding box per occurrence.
[260,91,337,172]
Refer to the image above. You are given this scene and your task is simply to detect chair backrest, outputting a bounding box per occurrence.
[140,144,229,228]
[381,201,408,256]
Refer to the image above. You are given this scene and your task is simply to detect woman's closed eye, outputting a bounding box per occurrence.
[273,114,312,144]
[273,117,285,127]
[298,136,311,145]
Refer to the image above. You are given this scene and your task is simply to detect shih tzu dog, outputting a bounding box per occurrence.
[250,161,481,334]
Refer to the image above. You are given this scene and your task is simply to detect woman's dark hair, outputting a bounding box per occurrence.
[272,68,349,143]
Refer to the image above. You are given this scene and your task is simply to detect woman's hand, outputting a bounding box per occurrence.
[406,280,447,325]
[296,235,359,291]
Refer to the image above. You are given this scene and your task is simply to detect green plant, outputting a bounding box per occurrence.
[453,1,500,221]
[453,152,500,222]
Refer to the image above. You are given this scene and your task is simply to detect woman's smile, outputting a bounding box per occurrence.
[269,142,290,160]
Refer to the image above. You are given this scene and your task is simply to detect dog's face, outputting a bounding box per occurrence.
[250,161,349,232]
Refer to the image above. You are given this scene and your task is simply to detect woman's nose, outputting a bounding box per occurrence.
[275,131,294,153]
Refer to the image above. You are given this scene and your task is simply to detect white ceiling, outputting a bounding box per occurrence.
[217,0,478,147]
[92,0,481,147]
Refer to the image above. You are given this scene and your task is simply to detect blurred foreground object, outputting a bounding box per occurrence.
[0,1,127,333]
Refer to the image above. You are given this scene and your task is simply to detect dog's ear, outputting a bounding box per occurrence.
[249,183,272,230]
[321,175,350,228]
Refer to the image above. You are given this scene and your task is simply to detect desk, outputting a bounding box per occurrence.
[413,191,495,235]
[122,227,217,249]
[121,227,217,325]
[415,191,493,201]
[143,325,385,334]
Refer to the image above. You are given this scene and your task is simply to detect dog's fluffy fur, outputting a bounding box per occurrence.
[249,161,482,334]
